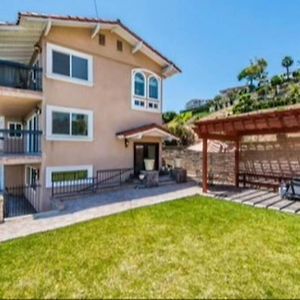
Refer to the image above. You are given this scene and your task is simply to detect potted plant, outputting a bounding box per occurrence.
[144,159,155,171]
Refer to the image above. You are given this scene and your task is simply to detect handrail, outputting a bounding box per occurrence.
[0,59,43,91]
[51,168,134,198]
[0,129,42,155]
[0,129,42,134]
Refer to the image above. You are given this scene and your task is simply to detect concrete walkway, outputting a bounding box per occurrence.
[0,182,201,243]
[1,183,299,243]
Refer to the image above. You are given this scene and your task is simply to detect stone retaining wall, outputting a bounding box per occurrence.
[162,146,235,185]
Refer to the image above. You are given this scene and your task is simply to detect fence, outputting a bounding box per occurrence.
[0,129,42,155]
[51,168,134,199]
[4,184,41,218]
[0,59,42,91]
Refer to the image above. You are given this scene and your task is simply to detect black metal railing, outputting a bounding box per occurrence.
[96,168,133,188]
[4,184,41,218]
[0,129,42,155]
[0,60,42,91]
[51,168,134,198]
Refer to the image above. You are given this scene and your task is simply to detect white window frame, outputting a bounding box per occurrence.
[46,165,93,188]
[46,43,93,87]
[131,68,161,113]
[46,105,94,142]
[148,75,161,101]
[132,71,146,98]
[7,121,23,139]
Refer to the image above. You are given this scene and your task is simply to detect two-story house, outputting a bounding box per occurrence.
[0,12,180,213]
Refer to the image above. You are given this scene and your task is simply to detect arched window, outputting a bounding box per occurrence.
[149,76,159,99]
[134,72,145,97]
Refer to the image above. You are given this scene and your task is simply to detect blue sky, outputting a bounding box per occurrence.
[1,0,299,112]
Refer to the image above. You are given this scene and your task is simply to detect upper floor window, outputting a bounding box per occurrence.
[46,105,93,142]
[149,76,159,100]
[47,43,93,86]
[132,69,161,113]
[134,72,146,97]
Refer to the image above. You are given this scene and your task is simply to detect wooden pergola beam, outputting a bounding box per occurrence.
[235,139,240,188]
[202,137,208,193]
[198,133,239,142]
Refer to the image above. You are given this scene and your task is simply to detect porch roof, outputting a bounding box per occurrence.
[195,106,300,141]
[116,123,179,141]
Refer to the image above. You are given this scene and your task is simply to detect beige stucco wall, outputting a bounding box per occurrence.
[5,165,25,186]
[41,26,163,169]
[35,26,166,209]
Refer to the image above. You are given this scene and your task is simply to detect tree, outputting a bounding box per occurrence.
[281,56,294,79]
[162,111,177,123]
[270,75,283,95]
[238,58,268,88]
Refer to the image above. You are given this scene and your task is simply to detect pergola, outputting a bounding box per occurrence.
[194,107,300,192]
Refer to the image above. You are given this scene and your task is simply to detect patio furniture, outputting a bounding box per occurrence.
[171,168,187,183]
[140,170,159,188]
[284,179,300,200]
[239,173,296,192]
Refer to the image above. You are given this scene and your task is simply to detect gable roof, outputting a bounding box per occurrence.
[0,12,181,77]
[116,123,179,141]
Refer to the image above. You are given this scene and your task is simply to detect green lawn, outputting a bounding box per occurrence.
[1,196,300,299]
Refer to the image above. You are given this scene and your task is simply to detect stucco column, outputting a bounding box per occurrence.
[202,137,208,193]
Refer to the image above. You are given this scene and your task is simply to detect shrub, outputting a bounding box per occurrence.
[167,123,195,146]
[162,111,177,124]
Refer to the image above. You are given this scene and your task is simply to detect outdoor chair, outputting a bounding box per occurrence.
[284,179,300,200]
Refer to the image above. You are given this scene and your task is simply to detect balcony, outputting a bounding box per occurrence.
[0,61,43,118]
[0,129,42,165]
[0,60,42,92]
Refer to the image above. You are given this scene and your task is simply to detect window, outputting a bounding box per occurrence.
[72,56,88,80]
[46,165,93,188]
[134,72,146,97]
[8,122,22,138]
[47,43,93,86]
[52,51,70,76]
[99,33,106,46]
[131,69,161,113]
[149,76,159,100]
[52,170,88,183]
[117,40,123,52]
[46,105,93,141]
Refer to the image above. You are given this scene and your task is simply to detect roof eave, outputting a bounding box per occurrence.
[17,13,181,77]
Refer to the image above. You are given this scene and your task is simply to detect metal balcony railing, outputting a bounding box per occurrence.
[0,129,42,155]
[0,60,42,91]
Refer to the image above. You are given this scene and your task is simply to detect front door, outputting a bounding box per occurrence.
[134,143,159,175]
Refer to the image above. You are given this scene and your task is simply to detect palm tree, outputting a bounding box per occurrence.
[238,58,268,89]
[282,56,294,79]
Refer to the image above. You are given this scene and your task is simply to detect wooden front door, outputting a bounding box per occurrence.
[134,143,159,175]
